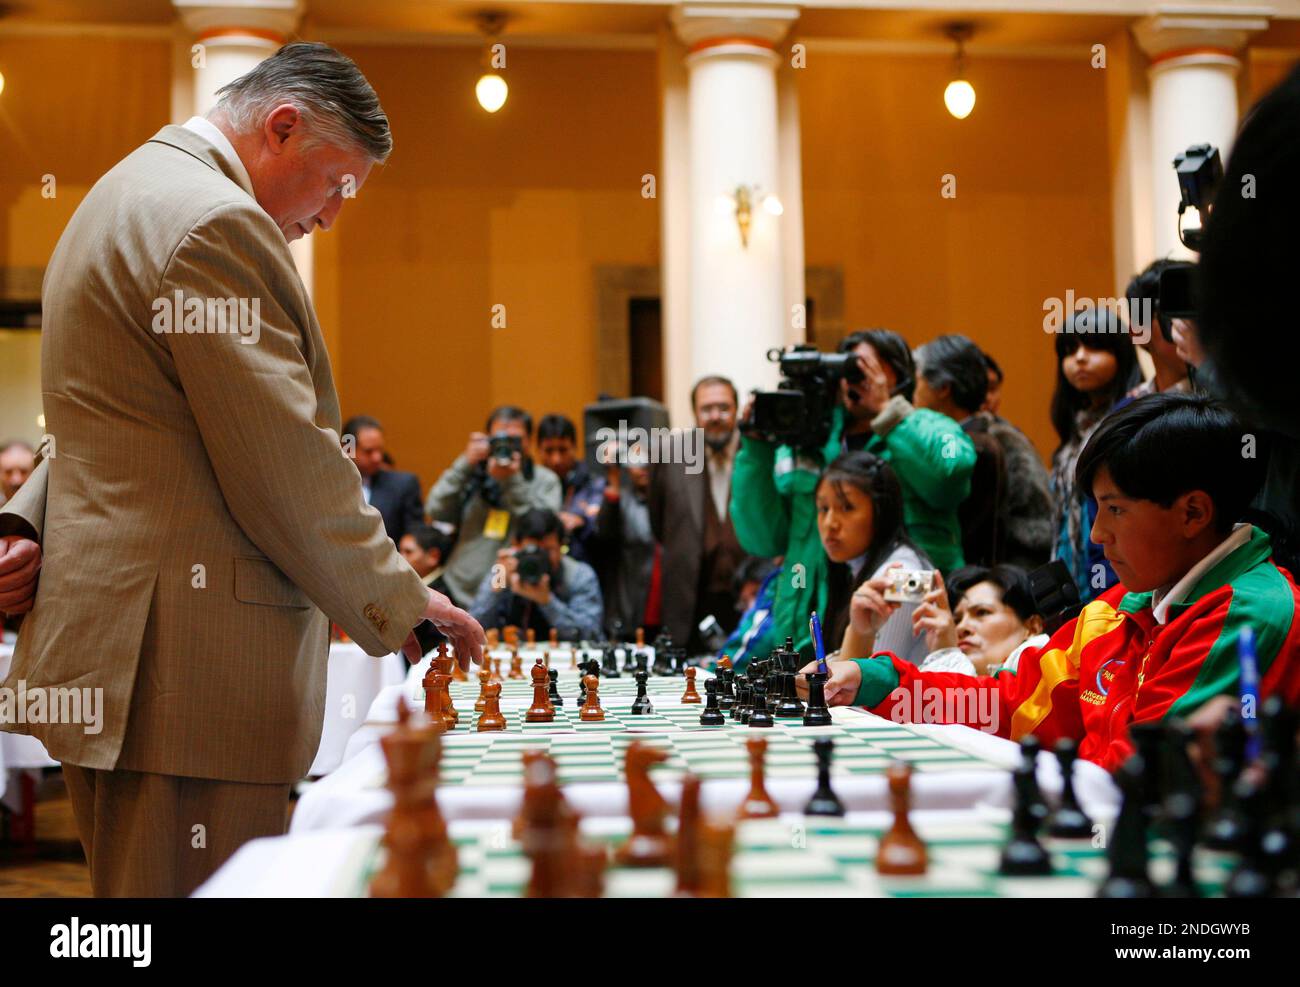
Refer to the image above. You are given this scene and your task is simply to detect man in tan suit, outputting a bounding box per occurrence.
[0,42,485,896]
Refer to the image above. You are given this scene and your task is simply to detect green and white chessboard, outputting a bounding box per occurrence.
[368,713,1004,788]
[340,812,1238,898]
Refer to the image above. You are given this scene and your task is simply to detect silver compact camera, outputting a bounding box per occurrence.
[882,569,936,604]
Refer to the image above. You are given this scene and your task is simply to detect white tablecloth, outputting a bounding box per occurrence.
[0,637,60,811]
[307,642,407,777]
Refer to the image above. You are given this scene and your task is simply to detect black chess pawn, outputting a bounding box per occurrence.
[802,672,833,727]
[747,680,775,728]
[630,671,655,715]
[738,681,754,724]
[1047,738,1093,839]
[548,668,564,709]
[699,680,726,727]
[1097,753,1156,898]
[625,647,642,674]
[803,738,845,817]
[999,755,1053,876]
[1205,707,1249,852]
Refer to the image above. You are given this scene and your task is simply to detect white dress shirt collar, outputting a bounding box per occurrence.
[182,116,254,198]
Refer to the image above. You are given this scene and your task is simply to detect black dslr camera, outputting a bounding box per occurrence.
[1157,143,1223,324]
[488,431,522,466]
[742,345,865,452]
[515,545,551,586]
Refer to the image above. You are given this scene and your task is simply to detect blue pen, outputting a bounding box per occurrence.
[1239,627,1260,761]
[810,612,828,675]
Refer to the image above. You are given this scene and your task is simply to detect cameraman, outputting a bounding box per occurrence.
[424,406,561,605]
[468,508,603,642]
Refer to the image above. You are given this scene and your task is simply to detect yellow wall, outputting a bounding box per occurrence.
[322,44,661,489]
[798,49,1114,462]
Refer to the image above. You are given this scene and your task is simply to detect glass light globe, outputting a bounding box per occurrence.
[476,73,508,113]
[0,71,6,97]
[944,79,975,119]
[762,194,784,216]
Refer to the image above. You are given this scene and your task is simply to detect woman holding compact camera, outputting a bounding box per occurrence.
[816,452,931,665]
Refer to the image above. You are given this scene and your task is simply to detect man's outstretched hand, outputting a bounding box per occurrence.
[0,536,42,615]
[401,588,487,668]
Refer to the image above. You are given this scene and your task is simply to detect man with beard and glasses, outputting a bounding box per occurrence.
[648,375,747,651]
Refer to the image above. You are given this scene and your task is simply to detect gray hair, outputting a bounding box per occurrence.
[212,41,392,161]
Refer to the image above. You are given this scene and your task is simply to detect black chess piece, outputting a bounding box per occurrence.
[804,738,845,816]
[803,672,833,727]
[1047,738,1093,839]
[625,647,642,674]
[548,668,563,709]
[1017,736,1050,826]
[998,754,1053,876]
[747,680,775,728]
[1127,720,1166,824]
[1205,707,1248,852]
[1160,722,1203,898]
[1224,773,1274,898]
[1256,696,1298,887]
[601,646,622,678]
[773,668,804,718]
[630,671,655,715]
[737,680,752,724]
[699,680,726,727]
[718,669,736,712]
[1097,753,1156,898]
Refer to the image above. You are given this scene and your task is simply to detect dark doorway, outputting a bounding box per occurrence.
[628,297,663,402]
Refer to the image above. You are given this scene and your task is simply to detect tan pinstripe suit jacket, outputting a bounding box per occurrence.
[0,125,429,783]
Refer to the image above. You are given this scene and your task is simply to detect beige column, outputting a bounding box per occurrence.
[172,1,312,296]
[661,5,802,417]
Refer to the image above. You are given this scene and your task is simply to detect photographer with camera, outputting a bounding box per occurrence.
[424,405,562,605]
[732,330,975,658]
[468,507,603,642]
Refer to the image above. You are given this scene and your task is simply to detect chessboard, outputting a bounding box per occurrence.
[363,710,1007,789]
[323,811,1237,898]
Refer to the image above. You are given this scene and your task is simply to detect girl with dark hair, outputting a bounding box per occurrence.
[815,452,931,664]
[1048,307,1140,602]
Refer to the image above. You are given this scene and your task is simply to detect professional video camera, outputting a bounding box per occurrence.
[1157,143,1223,324]
[741,345,864,452]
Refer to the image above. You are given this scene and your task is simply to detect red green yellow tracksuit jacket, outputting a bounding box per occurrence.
[851,527,1300,770]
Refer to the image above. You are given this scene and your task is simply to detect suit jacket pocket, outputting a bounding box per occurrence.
[233,555,311,609]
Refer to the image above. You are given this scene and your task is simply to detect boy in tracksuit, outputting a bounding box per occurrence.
[809,392,1300,770]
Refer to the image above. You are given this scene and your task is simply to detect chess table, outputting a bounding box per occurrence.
[200,806,1231,898]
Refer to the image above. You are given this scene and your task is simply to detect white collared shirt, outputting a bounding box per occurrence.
[182,116,254,196]
[1151,523,1253,625]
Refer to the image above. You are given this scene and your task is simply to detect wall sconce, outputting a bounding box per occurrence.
[475,12,508,113]
[726,184,783,248]
[943,24,976,120]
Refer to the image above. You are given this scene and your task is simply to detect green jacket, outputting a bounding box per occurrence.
[729,400,976,656]
[857,398,976,573]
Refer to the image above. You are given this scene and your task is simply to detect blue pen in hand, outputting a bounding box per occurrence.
[810,612,828,675]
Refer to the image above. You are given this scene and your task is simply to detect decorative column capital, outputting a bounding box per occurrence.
[670,4,799,59]
[173,0,303,44]
[1132,8,1268,73]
